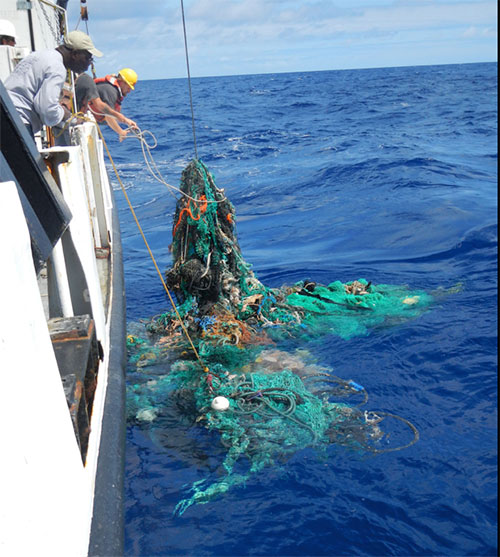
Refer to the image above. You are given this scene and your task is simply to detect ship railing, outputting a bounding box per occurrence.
[1,80,113,462]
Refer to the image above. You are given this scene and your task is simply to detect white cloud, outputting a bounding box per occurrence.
[66,0,498,78]
[183,0,497,41]
[189,0,271,23]
[463,26,479,37]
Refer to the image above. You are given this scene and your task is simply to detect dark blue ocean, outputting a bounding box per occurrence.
[104,63,498,556]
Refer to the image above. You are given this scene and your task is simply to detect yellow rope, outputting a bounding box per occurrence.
[88,118,209,374]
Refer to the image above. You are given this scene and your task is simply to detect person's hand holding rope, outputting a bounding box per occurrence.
[119,115,138,131]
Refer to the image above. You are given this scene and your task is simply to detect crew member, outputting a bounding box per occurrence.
[91,68,138,141]
[0,19,16,46]
[75,71,137,135]
[4,30,102,136]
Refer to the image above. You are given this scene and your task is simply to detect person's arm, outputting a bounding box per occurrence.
[103,114,129,142]
[90,96,138,129]
[33,70,65,127]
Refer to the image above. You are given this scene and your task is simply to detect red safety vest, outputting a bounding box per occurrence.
[91,75,123,121]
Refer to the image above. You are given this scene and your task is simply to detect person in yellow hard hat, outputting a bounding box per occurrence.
[75,71,137,131]
[91,67,138,141]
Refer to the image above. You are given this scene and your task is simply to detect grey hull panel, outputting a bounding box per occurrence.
[88,193,127,557]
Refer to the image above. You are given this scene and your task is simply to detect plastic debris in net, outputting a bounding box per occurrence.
[127,159,434,514]
[127,342,411,516]
[149,160,433,342]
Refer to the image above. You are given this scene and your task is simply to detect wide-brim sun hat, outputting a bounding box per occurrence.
[64,30,103,57]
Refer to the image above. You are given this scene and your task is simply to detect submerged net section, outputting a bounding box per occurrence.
[127,159,435,514]
[127,335,418,516]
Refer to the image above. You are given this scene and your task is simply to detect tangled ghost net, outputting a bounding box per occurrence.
[128,160,438,515]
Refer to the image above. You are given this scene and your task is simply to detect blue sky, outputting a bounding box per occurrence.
[66,0,497,80]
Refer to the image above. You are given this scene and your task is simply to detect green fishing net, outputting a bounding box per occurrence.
[127,338,418,515]
[127,159,439,514]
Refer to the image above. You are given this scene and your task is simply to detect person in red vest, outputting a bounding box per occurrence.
[90,68,138,141]
[75,71,137,137]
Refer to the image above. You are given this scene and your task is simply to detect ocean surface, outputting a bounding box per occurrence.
[103,62,497,556]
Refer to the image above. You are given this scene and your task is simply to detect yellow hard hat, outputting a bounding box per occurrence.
[118,68,138,90]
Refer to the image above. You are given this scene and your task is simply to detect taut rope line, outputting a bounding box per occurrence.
[180,0,199,160]
[92,121,209,374]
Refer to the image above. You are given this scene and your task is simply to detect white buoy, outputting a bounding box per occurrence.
[136,408,158,422]
[211,396,230,411]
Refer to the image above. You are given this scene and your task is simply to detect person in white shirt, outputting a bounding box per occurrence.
[4,30,102,136]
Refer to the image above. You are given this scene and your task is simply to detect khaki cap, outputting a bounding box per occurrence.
[64,30,103,57]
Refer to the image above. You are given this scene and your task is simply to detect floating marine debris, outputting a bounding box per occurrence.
[128,160,432,514]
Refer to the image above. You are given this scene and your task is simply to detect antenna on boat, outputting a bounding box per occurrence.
[180,0,199,160]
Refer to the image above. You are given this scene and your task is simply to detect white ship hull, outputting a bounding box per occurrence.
[1,2,126,555]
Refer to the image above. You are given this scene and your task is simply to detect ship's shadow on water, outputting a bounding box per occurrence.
[120,63,498,556]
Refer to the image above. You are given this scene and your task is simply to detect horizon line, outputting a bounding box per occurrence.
[142,59,497,82]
